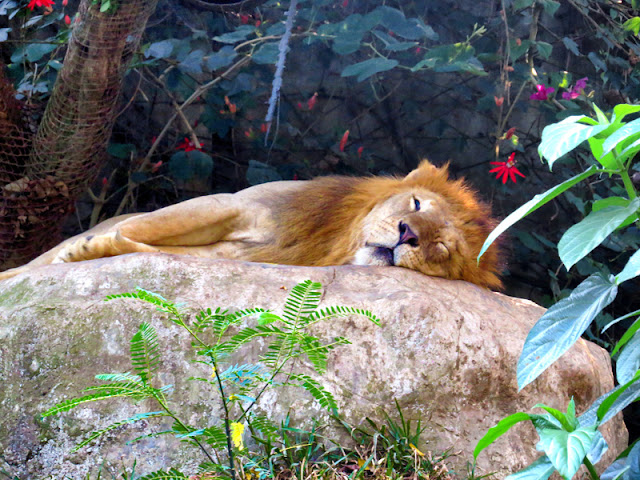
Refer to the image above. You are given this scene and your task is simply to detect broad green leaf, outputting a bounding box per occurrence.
[617,249,640,284]
[558,199,640,271]
[532,404,574,431]
[341,58,399,82]
[617,137,640,164]
[473,412,531,459]
[213,25,255,44]
[623,17,640,35]
[145,40,175,59]
[598,373,640,420]
[378,6,430,40]
[535,41,552,60]
[587,136,618,169]
[588,51,607,72]
[592,197,638,230]
[541,0,560,16]
[505,456,554,480]
[26,43,57,62]
[518,274,618,390]
[206,46,237,70]
[601,459,629,480]
[593,104,609,126]
[478,166,600,260]
[372,30,418,51]
[582,378,640,425]
[252,43,279,64]
[536,427,598,480]
[609,312,640,355]
[586,431,608,464]
[562,37,581,56]
[412,43,485,75]
[613,104,640,123]
[627,441,640,479]
[178,49,204,75]
[602,117,640,156]
[616,333,640,383]
[168,150,214,181]
[538,119,608,168]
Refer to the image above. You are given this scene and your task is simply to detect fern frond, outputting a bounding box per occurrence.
[193,308,226,334]
[138,469,187,480]
[219,363,267,387]
[42,385,148,417]
[202,426,228,449]
[105,288,184,326]
[282,280,322,328]
[126,429,176,445]
[299,335,351,374]
[71,411,166,452]
[305,306,380,327]
[218,325,285,353]
[261,335,300,368]
[247,413,279,443]
[289,373,338,413]
[94,372,143,384]
[130,322,161,386]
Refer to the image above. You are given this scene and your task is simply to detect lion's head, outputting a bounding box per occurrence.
[255,160,503,289]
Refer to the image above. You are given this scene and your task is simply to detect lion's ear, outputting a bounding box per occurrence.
[403,160,450,183]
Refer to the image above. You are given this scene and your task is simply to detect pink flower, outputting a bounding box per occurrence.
[490,152,526,184]
[530,84,555,101]
[562,77,588,100]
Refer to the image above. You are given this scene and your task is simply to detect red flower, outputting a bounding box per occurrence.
[342,0,348,7]
[357,146,364,158]
[64,14,70,25]
[490,153,525,184]
[176,137,202,152]
[494,96,504,107]
[307,92,318,110]
[240,14,249,24]
[339,130,349,152]
[530,84,555,100]
[27,0,54,9]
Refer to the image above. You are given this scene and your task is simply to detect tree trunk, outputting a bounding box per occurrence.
[0,0,159,270]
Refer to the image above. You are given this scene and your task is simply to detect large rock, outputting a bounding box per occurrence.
[0,254,627,478]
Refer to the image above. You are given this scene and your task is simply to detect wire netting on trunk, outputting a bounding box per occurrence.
[0,0,159,271]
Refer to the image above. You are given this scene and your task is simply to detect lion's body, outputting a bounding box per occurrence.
[0,161,502,289]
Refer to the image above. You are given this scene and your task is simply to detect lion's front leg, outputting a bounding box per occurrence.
[52,231,159,263]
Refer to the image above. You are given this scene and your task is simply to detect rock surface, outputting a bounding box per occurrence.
[0,253,628,479]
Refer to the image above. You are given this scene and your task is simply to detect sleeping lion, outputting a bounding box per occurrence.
[0,161,502,289]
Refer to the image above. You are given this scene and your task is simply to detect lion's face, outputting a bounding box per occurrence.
[353,189,469,280]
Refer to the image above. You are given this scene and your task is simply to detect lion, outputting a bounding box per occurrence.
[0,161,502,289]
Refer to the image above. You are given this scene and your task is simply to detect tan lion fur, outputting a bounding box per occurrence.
[0,161,502,289]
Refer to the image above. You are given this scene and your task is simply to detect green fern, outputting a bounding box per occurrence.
[71,411,166,452]
[289,373,338,413]
[42,384,149,417]
[137,469,186,480]
[305,305,380,327]
[300,335,351,374]
[130,322,160,386]
[105,288,184,326]
[247,413,279,443]
[281,280,322,328]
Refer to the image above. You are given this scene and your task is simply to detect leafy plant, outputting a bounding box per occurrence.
[41,280,379,479]
[476,103,640,479]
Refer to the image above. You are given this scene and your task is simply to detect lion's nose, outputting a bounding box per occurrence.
[398,221,419,247]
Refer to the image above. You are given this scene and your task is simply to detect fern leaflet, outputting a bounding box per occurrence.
[282,280,322,328]
[289,373,338,413]
[130,322,161,386]
[299,335,351,374]
[247,413,279,443]
[42,385,148,417]
[71,411,166,452]
[138,469,187,480]
[94,372,143,384]
[218,324,285,353]
[304,306,380,327]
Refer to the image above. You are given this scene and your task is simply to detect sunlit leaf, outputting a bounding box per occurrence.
[518,274,618,390]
